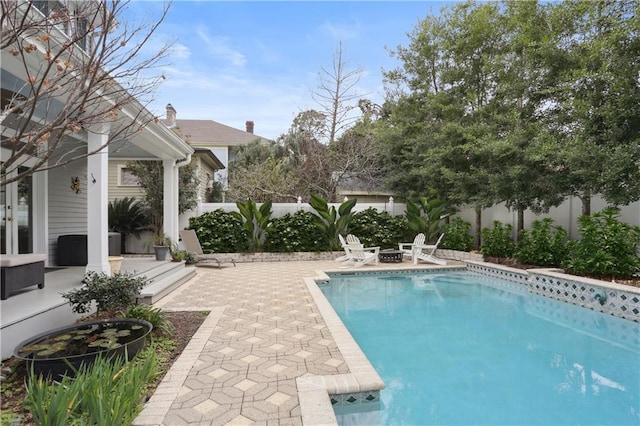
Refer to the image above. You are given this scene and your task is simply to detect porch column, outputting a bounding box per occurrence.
[86,127,110,274]
[163,159,179,244]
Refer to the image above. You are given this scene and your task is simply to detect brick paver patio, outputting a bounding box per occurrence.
[134,261,353,425]
[133,259,457,425]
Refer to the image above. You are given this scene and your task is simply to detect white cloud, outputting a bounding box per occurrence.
[196,27,247,67]
[170,43,191,60]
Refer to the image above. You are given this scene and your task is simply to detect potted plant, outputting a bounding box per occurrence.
[147,231,172,261]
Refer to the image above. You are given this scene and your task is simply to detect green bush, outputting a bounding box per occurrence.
[563,208,640,278]
[349,208,408,249]
[188,209,249,253]
[25,349,158,425]
[62,272,150,316]
[265,211,327,252]
[119,305,174,337]
[441,217,474,251]
[515,218,568,267]
[480,221,516,258]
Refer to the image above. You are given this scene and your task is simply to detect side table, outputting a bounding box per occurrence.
[378,249,403,263]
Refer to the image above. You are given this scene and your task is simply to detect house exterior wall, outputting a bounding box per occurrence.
[48,160,87,266]
[211,147,229,189]
[108,160,144,202]
[195,158,216,202]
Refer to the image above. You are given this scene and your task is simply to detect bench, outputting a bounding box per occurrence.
[0,253,46,300]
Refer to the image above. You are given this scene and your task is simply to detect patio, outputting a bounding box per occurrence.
[132,259,461,425]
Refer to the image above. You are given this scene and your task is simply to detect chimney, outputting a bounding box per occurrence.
[166,103,176,128]
[245,120,254,134]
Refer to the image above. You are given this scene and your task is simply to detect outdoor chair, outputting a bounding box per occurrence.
[341,234,379,268]
[411,233,446,265]
[336,234,353,262]
[398,233,426,261]
[179,229,236,268]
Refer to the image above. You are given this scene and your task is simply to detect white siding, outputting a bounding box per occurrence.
[108,160,145,202]
[48,161,87,265]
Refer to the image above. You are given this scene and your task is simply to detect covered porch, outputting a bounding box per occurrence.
[0,257,195,360]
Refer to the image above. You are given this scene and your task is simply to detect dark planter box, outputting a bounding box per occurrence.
[57,233,121,266]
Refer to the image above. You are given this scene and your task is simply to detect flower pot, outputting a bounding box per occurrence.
[14,318,153,380]
[153,245,170,261]
[108,256,123,275]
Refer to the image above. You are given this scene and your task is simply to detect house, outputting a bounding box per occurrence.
[1,0,194,358]
[162,104,271,200]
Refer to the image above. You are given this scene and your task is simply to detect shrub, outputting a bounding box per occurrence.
[265,210,327,252]
[441,217,474,251]
[480,221,516,258]
[108,197,149,254]
[349,208,408,249]
[188,209,249,253]
[119,305,174,337]
[62,272,150,316]
[25,349,158,425]
[515,218,568,267]
[563,208,640,278]
[170,248,197,264]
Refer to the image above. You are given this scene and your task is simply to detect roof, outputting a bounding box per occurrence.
[166,119,271,147]
[194,148,225,170]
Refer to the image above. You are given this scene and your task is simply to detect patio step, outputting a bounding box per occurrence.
[136,262,196,305]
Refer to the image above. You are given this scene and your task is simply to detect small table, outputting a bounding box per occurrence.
[378,249,403,263]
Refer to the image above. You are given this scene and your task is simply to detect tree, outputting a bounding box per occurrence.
[1,0,172,187]
[543,0,640,215]
[126,160,198,235]
[311,42,365,144]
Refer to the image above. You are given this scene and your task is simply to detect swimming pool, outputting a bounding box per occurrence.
[321,271,640,425]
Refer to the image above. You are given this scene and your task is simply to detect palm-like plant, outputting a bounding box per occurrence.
[108,197,149,254]
[405,197,451,243]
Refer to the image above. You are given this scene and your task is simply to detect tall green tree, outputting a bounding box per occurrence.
[544,0,640,214]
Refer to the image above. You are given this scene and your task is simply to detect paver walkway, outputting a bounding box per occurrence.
[134,260,354,425]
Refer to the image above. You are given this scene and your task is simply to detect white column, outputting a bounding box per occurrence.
[163,159,179,244]
[86,128,110,274]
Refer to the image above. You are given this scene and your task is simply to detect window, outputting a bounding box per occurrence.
[118,166,140,186]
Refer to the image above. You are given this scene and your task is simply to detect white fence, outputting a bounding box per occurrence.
[179,195,640,241]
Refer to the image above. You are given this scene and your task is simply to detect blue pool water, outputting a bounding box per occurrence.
[321,271,640,425]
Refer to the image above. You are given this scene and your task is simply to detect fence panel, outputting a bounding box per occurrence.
[179,196,639,242]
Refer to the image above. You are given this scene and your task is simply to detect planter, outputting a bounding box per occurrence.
[108,256,123,275]
[14,318,152,380]
[153,245,170,261]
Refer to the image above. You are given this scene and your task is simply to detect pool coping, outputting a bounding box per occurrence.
[298,264,465,425]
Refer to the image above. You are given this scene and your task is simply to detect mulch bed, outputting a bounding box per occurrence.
[0,311,207,425]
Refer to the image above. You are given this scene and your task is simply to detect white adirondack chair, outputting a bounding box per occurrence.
[412,233,446,265]
[398,233,426,261]
[336,234,352,262]
[341,234,379,268]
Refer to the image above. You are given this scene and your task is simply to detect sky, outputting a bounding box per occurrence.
[127,1,446,140]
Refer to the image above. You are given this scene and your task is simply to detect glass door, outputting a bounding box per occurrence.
[1,166,33,254]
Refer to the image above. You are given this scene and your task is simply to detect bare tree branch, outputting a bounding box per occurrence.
[1,0,173,186]
[311,41,366,144]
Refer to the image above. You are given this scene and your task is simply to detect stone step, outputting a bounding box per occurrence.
[137,263,196,305]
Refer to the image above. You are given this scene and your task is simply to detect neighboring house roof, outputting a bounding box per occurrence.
[194,148,225,170]
[162,104,271,147]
